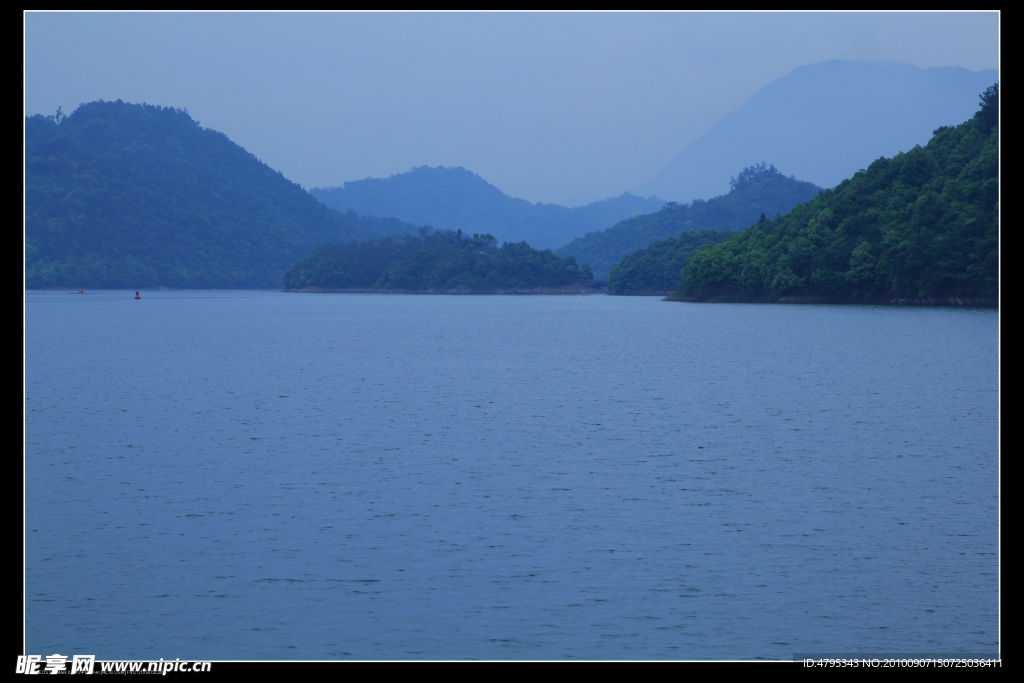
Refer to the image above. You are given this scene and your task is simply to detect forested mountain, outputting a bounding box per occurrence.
[26,100,415,289]
[636,60,999,203]
[283,229,593,293]
[672,85,999,304]
[557,164,821,279]
[310,166,665,250]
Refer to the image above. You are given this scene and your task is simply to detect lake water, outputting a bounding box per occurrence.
[24,291,999,660]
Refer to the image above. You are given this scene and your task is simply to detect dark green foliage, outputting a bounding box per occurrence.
[25,100,415,289]
[977,83,999,134]
[608,230,736,293]
[283,229,594,292]
[557,164,821,278]
[675,86,999,303]
[311,166,666,251]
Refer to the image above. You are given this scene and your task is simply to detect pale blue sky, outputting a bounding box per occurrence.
[24,11,999,206]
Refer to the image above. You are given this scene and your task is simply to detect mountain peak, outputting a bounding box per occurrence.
[635,59,998,203]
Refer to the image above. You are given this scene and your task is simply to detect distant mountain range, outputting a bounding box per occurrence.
[25,101,415,289]
[24,60,999,292]
[636,60,999,203]
[311,166,666,251]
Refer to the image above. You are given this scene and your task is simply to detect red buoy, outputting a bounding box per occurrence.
[135,291,141,299]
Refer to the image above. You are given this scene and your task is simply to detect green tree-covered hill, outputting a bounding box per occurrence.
[556,165,821,279]
[284,229,593,292]
[673,85,999,304]
[26,100,415,289]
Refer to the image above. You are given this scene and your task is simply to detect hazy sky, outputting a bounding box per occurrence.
[24,11,999,206]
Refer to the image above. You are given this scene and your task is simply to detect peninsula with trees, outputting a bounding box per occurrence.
[283,229,596,293]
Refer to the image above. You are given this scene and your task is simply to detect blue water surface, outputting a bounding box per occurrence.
[25,291,999,660]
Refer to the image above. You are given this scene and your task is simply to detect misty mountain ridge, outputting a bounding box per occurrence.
[558,163,822,279]
[311,166,666,251]
[636,60,999,203]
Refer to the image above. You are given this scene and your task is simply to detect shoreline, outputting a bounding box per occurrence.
[283,285,608,295]
[609,290,673,297]
[665,292,998,306]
